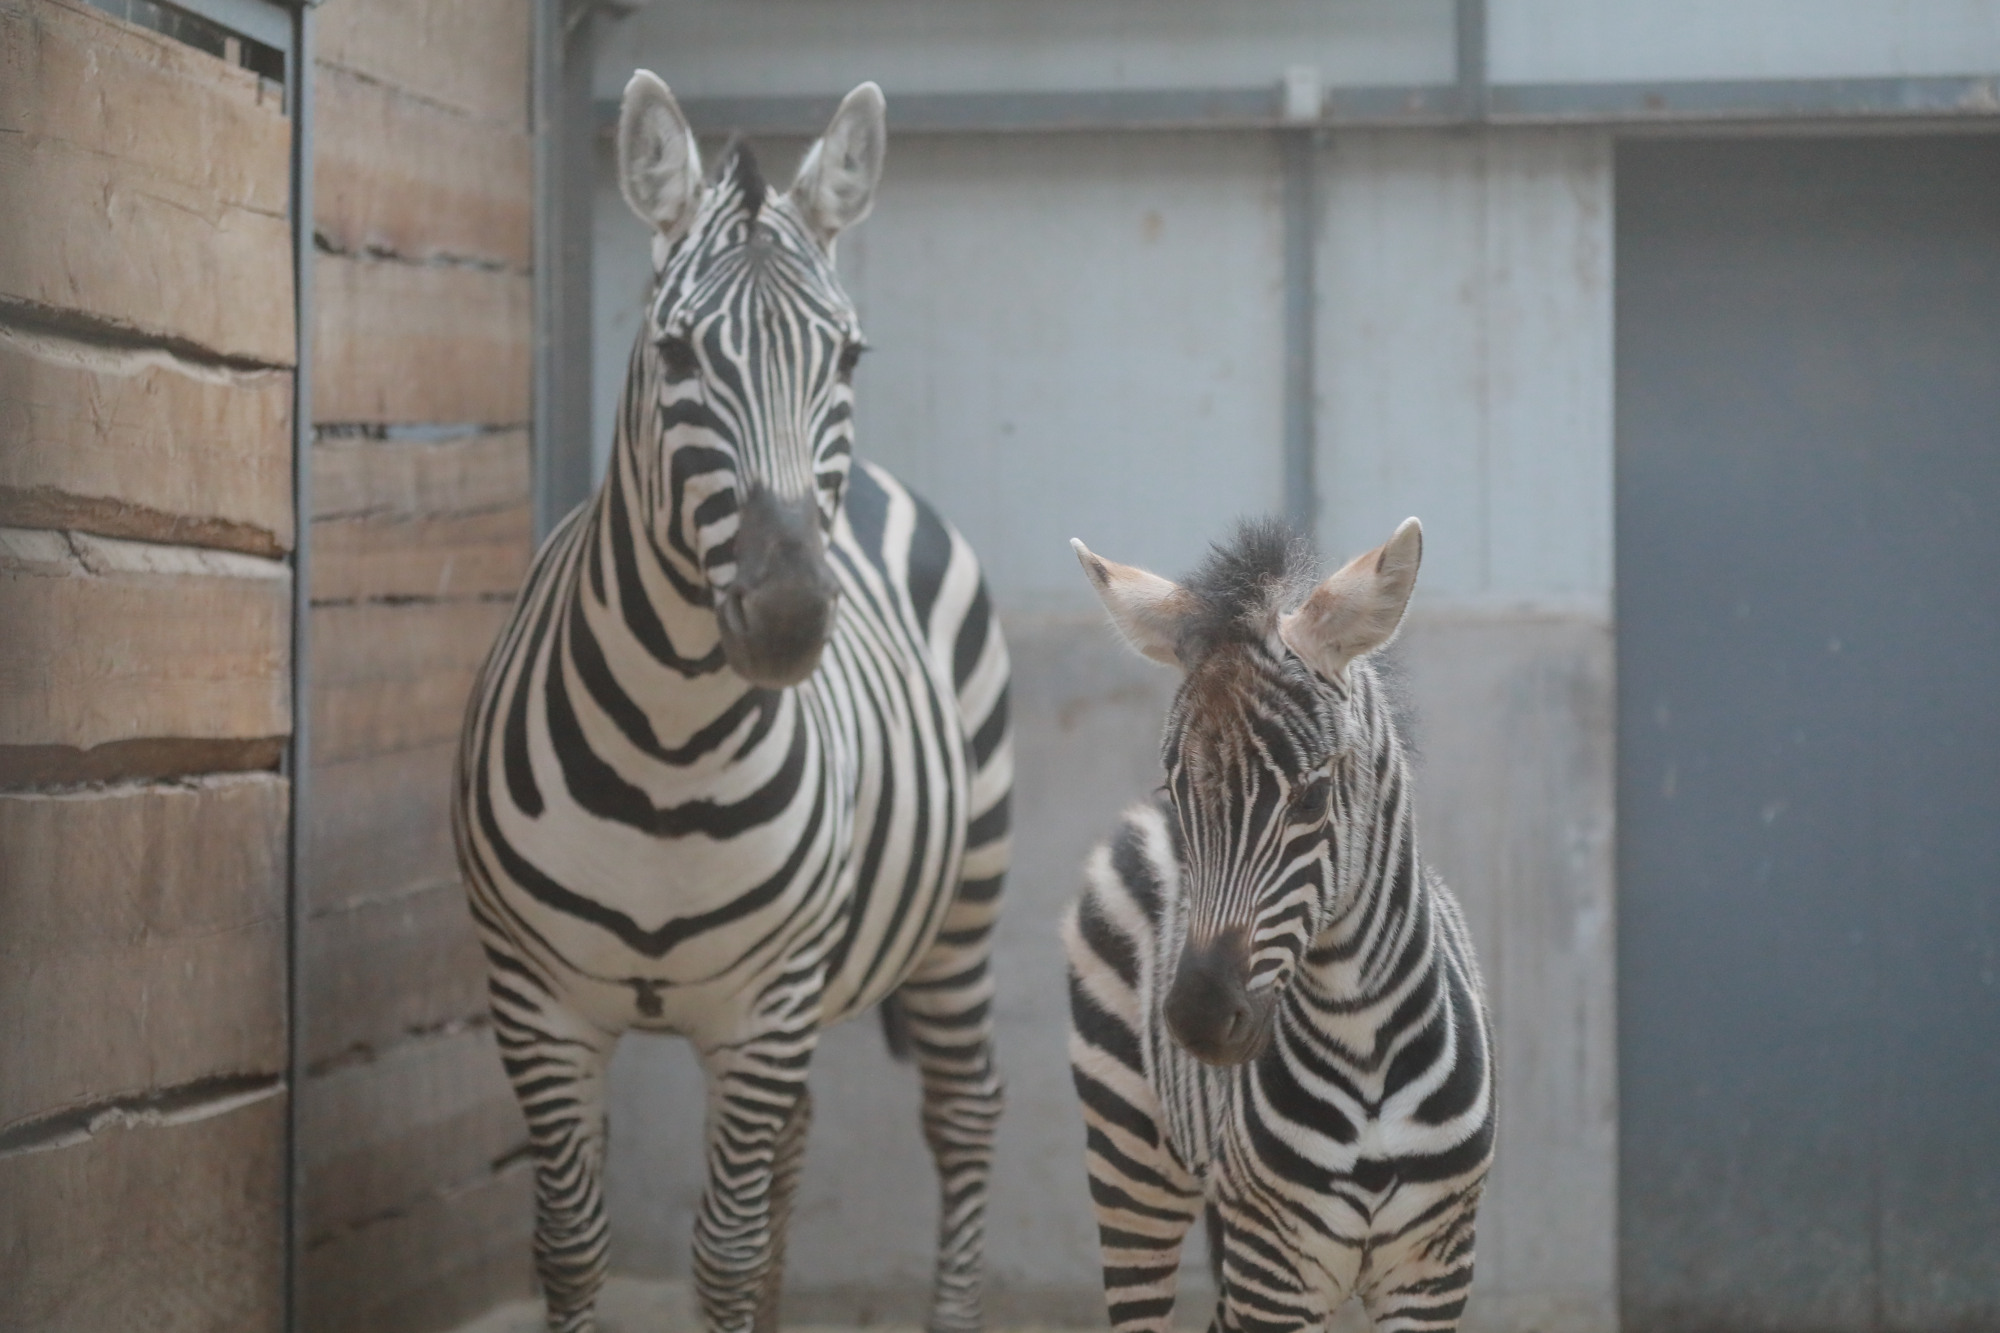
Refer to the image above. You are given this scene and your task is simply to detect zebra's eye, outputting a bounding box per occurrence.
[660,335,700,382]
[1291,775,1331,822]
[836,342,866,383]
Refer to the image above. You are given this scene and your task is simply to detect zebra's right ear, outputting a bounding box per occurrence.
[1071,539,1188,668]
[792,82,887,245]
[618,70,703,243]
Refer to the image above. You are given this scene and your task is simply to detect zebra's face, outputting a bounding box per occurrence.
[1071,517,1424,1067]
[1157,646,1343,1065]
[617,72,886,688]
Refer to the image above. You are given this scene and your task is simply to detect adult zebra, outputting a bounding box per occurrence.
[454,74,1010,1333]
[1062,519,1494,1333]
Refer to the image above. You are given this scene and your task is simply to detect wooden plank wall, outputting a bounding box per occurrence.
[0,2,292,1328]
[300,1,537,1329]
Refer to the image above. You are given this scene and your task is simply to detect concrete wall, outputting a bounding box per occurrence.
[590,112,1618,1331]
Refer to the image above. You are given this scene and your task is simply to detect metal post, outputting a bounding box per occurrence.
[534,0,599,538]
[283,4,316,1329]
[1280,129,1319,541]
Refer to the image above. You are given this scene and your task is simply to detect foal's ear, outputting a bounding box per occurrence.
[618,70,703,243]
[1071,539,1189,668]
[1279,518,1422,684]
[792,82,887,245]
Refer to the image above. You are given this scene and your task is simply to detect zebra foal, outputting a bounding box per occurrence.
[454,73,1010,1333]
[1062,519,1494,1333]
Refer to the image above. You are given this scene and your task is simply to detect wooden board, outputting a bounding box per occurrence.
[0,528,291,766]
[304,880,489,1074]
[315,0,532,129]
[309,598,508,766]
[0,0,290,215]
[0,0,293,365]
[0,1091,284,1333]
[316,64,532,269]
[304,740,459,917]
[303,1160,534,1333]
[0,326,293,557]
[315,507,532,604]
[312,430,530,521]
[313,255,532,425]
[301,1024,525,1234]
[0,775,286,1131]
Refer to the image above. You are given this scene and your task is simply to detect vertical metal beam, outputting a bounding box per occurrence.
[534,0,599,538]
[1280,129,1319,541]
[1456,0,1489,121]
[283,3,315,1329]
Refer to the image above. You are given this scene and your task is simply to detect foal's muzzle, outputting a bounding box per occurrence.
[1163,931,1276,1067]
[715,488,841,688]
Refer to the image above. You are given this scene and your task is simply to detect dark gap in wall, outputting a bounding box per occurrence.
[82,0,286,88]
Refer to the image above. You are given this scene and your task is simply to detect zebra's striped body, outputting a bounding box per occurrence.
[454,76,1009,1333]
[1063,521,1493,1333]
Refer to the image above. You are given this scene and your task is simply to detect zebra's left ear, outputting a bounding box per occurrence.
[792,82,887,245]
[1279,518,1422,684]
[1071,539,1189,668]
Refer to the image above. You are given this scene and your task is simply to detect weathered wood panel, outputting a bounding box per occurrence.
[303,1161,533,1333]
[315,507,532,603]
[0,528,291,768]
[314,255,532,425]
[0,0,293,365]
[0,136,295,368]
[0,1092,285,1333]
[0,327,293,556]
[302,1024,525,1233]
[305,741,459,916]
[0,0,289,213]
[305,881,488,1072]
[308,599,509,766]
[312,430,530,521]
[316,64,532,269]
[315,0,532,129]
[0,775,286,1131]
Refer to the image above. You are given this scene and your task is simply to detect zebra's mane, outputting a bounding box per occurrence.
[707,136,768,217]
[1174,518,1317,663]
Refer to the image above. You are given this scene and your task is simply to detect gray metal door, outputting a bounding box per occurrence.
[1616,136,2000,1333]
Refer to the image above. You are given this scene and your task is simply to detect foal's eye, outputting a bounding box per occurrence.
[836,342,866,382]
[1291,776,1331,821]
[660,336,700,381]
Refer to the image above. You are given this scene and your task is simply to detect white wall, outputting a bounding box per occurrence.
[599,0,1452,101]
[1490,0,2000,85]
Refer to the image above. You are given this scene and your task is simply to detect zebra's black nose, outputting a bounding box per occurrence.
[717,487,842,687]
[1164,934,1273,1067]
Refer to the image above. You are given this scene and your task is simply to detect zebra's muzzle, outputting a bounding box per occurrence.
[1163,933,1276,1067]
[715,487,841,688]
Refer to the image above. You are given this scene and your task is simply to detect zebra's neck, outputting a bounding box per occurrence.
[571,363,769,760]
[1300,667,1429,1003]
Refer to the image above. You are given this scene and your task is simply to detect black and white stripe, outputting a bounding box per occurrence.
[454,77,1009,1333]
[1062,520,1493,1333]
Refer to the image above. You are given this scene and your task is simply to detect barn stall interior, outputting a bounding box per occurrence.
[2,2,1997,1333]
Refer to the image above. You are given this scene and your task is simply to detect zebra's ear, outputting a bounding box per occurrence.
[618,70,703,242]
[1279,518,1422,684]
[792,82,887,245]
[1071,539,1188,668]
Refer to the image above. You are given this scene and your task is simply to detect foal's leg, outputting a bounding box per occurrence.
[896,886,1006,1333]
[488,978,617,1333]
[751,1087,813,1333]
[693,1019,821,1333]
[1358,1183,1483,1333]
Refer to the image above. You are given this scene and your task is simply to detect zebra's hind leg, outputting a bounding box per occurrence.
[692,1025,819,1333]
[896,916,1005,1332]
[489,981,617,1333]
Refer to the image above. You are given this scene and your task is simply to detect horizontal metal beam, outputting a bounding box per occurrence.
[595,75,2000,137]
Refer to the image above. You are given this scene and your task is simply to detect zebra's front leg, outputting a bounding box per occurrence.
[693,1027,820,1333]
[897,918,1005,1331]
[489,985,617,1333]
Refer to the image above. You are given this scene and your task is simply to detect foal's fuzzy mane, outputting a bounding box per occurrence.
[1175,518,1317,662]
